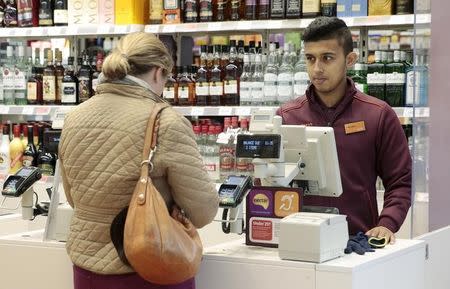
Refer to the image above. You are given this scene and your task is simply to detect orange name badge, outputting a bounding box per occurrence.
[344,121,366,135]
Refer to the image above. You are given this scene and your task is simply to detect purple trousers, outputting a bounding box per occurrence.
[73,266,195,289]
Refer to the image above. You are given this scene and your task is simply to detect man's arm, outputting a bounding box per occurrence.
[368,105,412,243]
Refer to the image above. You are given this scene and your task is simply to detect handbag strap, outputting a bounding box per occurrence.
[137,103,169,205]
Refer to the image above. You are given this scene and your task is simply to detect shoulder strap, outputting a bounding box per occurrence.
[141,103,170,166]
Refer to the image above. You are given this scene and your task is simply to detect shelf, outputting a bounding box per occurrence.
[0,14,430,38]
[0,105,429,122]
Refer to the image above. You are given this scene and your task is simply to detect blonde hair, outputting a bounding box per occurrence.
[102,32,173,80]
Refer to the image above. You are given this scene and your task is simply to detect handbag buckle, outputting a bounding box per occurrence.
[141,147,156,172]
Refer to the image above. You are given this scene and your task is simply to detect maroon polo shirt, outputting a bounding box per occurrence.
[276,78,412,235]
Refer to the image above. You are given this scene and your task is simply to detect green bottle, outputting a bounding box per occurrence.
[385,50,406,107]
[367,51,386,101]
[352,63,368,94]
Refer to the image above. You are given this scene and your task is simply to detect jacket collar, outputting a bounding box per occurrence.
[306,77,357,125]
[95,73,166,104]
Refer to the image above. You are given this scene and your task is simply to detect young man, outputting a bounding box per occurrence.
[277,17,411,243]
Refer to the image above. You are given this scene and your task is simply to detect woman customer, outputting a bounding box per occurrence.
[58,32,219,289]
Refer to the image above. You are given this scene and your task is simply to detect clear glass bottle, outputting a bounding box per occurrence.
[14,46,27,105]
[3,46,15,105]
[251,54,264,106]
[239,54,252,106]
[277,45,294,104]
[293,45,309,97]
[196,46,210,106]
[264,43,279,106]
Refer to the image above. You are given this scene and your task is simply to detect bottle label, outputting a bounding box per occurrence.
[39,7,53,25]
[62,82,77,103]
[321,0,336,3]
[18,11,33,22]
[57,75,64,99]
[216,0,226,19]
[184,0,198,19]
[286,0,301,15]
[22,156,34,167]
[219,146,235,171]
[294,71,309,96]
[150,0,164,21]
[199,0,213,19]
[43,75,56,100]
[164,0,179,10]
[271,0,285,15]
[264,74,278,99]
[231,0,241,10]
[239,81,252,101]
[163,87,175,99]
[386,73,405,84]
[92,78,99,93]
[367,73,386,84]
[39,163,54,176]
[2,68,15,90]
[224,80,238,94]
[209,82,223,96]
[178,86,189,99]
[303,0,321,13]
[14,69,27,90]
[78,77,91,102]
[54,9,68,24]
[251,82,264,100]
[27,82,38,101]
[196,82,209,96]
[277,78,294,98]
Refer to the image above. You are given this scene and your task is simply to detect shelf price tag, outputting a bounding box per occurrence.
[162,25,176,33]
[8,29,16,36]
[236,107,251,116]
[0,106,9,114]
[218,107,233,116]
[191,107,205,116]
[115,25,128,34]
[404,107,414,118]
[208,22,222,31]
[237,21,248,30]
[146,25,159,33]
[22,106,35,115]
[35,107,51,115]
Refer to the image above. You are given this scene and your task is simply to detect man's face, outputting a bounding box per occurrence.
[304,38,350,95]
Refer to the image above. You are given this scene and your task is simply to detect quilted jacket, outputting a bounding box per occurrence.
[59,77,219,275]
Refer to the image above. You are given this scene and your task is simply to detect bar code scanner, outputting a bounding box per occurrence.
[2,166,42,220]
[218,175,252,234]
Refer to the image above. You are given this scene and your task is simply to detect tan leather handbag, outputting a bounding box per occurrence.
[123,103,203,285]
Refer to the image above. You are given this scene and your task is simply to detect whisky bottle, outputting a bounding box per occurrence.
[163,69,178,105]
[209,45,223,106]
[54,0,68,26]
[395,0,412,14]
[42,50,57,105]
[214,0,227,21]
[302,0,320,18]
[55,50,64,105]
[178,66,195,106]
[229,0,242,20]
[369,0,393,16]
[321,0,337,17]
[257,0,269,19]
[4,0,18,27]
[17,0,33,27]
[184,0,198,22]
[39,0,54,26]
[245,0,257,20]
[27,67,43,105]
[286,0,301,19]
[61,57,79,105]
[199,0,213,21]
[78,54,92,103]
[196,46,210,106]
[270,0,286,19]
[223,41,239,106]
[150,0,164,23]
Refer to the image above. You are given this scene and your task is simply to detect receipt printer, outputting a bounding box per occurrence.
[278,212,348,263]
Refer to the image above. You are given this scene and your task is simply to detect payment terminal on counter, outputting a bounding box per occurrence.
[2,166,42,220]
[218,175,252,234]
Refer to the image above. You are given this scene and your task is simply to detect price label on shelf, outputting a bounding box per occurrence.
[191,107,205,116]
[268,20,283,30]
[236,107,252,116]
[146,25,159,33]
[237,21,249,30]
[35,107,51,115]
[22,106,35,115]
[0,106,9,114]
[162,25,176,33]
[404,107,414,118]
[208,22,222,31]
[218,107,233,116]
[115,25,128,34]
[8,29,16,36]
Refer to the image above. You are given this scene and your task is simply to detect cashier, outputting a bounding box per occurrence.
[277,17,411,244]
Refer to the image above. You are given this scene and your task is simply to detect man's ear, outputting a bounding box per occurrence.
[346,51,358,68]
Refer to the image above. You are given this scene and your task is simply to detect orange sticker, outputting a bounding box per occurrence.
[274,191,300,217]
[344,121,366,134]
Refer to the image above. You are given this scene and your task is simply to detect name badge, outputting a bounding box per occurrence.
[344,121,366,134]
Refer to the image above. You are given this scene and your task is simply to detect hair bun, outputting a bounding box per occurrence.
[102,51,131,80]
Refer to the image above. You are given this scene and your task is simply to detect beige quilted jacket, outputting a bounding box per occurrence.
[59,79,219,275]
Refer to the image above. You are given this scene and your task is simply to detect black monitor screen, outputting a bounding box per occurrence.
[236,134,281,159]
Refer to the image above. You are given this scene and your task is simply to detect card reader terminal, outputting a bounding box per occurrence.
[218,175,253,208]
[2,167,42,197]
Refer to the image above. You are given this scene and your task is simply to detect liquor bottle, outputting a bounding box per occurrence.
[406,54,428,107]
[245,0,256,20]
[270,0,286,19]
[37,127,55,176]
[14,46,27,105]
[54,50,64,105]
[163,69,178,105]
[149,0,164,24]
[17,0,33,26]
[177,66,195,106]
[395,0,412,14]
[286,0,301,18]
[43,49,57,105]
[237,41,245,75]
[39,0,53,26]
[209,45,223,106]
[235,118,253,175]
[257,0,269,19]
[264,43,278,106]
[199,0,213,21]
[21,123,28,149]
[302,0,320,17]
[54,0,68,26]
[9,124,23,174]
[229,0,241,20]
[196,46,210,106]
[251,54,264,106]
[184,0,198,22]
[61,57,79,105]
[78,54,92,103]
[27,67,42,104]
[163,0,181,24]
[277,45,294,104]
[4,0,18,27]
[3,46,15,105]
[214,0,227,21]
[352,63,368,94]
[367,51,386,101]
[223,41,239,106]
[220,45,229,80]
[385,51,405,107]
[0,125,10,184]
[321,0,336,16]
[239,54,252,106]
[219,118,235,182]
[368,0,393,16]
[204,125,220,181]
[23,125,37,167]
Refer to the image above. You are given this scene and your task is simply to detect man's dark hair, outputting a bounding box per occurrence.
[303,17,353,56]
